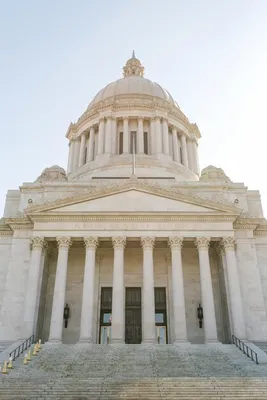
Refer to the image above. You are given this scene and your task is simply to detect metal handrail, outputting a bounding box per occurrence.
[232,334,259,364]
[9,334,35,361]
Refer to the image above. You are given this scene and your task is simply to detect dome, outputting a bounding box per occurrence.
[200,166,232,183]
[36,165,67,182]
[88,52,179,109]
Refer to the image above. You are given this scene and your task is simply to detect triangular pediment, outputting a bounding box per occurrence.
[49,190,224,213]
[25,180,240,216]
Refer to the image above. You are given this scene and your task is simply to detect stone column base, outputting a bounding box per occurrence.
[142,339,157,344]
[76,338,93,344]
[47,339,62,345]
[173,340,191,346]
[111,339,125,344]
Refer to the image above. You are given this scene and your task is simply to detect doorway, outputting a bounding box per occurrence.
[125,287,142,344]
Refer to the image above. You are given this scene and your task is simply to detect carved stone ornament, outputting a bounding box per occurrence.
[168,237,183,249]
[56,236,72,249]
[112,236,126,249]
[30,236,45,250]
[195,237,210,250]
[84,236,99,250]
[221,237,236,250]
[141,236,155,249]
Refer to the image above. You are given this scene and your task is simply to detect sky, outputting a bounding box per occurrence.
[1,0,267,215]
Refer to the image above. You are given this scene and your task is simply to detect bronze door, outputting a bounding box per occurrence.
[125,287,142,344]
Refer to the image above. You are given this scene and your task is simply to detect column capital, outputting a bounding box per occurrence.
[162,117,168,123]
[221,237,236,250]
[168,236,183,249]
[56,236,72,249]
[84,236,98,250]
[89,126,95,133]
[123,116,129,121]
[138,116,144,121]
[141,236,155,249]
[171,126,177,133]
[99,117,105,123]
[30,236,45,251]
[112,236,126,249]
[195,237,210,250]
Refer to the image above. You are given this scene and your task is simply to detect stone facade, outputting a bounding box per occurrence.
[1,53,267,346]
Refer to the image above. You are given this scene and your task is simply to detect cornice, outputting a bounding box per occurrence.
[68,94,192,140]
[25,179,241,215]
[28,213,237,223]
[3,217,33,231]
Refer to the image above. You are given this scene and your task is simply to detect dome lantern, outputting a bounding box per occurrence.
[123,51,145,77]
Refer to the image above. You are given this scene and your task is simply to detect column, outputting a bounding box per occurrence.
[168,237,188,343]
[181,134,189,168]
[105,117,112,153]
[192,140,200,175]
[155,117,162,154]
[111,118,117,154]
[123,117,129,154]
[23,237,44,337]
[150,118,156,154]
[78,133,87,167]
[218,244,233,337]
[141,236,156,343]
[222,237,246,339]
[67,141,74,173]
[172,127,179,162]
[97,118,105,155]
[137,117,144,154]
[195,237,218,342]
[48,237,72,343]
[186,140,194,172]
[88,127,95,162]
[111,237,126,343]
[34,242,48,333]
[79,237,98,343]
[162,118,169,155]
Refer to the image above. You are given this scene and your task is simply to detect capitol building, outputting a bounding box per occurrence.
[1,52,267,348]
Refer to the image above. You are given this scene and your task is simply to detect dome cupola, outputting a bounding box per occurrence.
[123,51,145,77]
[65,54,201,183]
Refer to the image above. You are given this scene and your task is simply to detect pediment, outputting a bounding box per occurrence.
[48,190,223,213]
[26,181,240,216]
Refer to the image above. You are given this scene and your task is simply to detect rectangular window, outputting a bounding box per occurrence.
[119,132,123,154]
[130,131,137,154]
[144,132,148,155]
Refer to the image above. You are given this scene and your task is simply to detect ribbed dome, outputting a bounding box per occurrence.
[88,76,179,108]
[88,53,179,109]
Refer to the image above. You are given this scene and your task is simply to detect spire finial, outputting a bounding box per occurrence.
[132,50,136,58]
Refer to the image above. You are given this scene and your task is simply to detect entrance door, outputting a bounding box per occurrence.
[125,287,142,344]
[155,287,168,344]
[99,287,112,344]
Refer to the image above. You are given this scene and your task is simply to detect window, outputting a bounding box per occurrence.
[130,131,137,154]
[119,132,123,154]
[144,132,148,155]
[180,146,183,164]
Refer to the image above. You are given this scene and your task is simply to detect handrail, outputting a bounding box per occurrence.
[232,334,258,364]
[9,334,35,361]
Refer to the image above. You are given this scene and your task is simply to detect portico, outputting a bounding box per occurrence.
[26,229,242,345]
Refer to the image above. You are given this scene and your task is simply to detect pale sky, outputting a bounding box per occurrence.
[1,0,267,215]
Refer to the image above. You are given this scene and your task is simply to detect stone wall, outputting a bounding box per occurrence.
[0,230,31,341]
[39,243,229,344]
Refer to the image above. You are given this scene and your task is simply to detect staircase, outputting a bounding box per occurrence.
[1,343,267,399]
[254,342,267,353]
